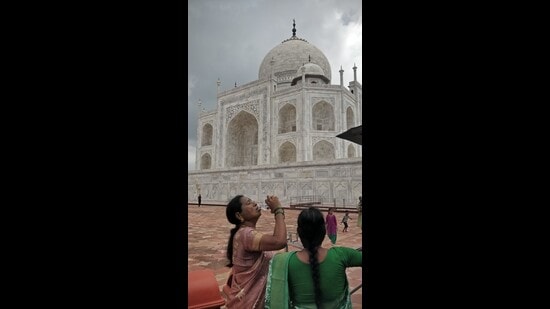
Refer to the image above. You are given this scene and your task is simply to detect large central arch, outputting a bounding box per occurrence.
[225,111,259,167]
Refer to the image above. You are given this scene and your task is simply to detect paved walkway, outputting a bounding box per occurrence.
[188,204,364,308]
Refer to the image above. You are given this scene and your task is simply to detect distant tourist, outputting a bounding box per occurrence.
[265,207,362,308]
[341,210,351,233]
[223,195,288,309]
[325,207,338,245]
[197,194,202,207]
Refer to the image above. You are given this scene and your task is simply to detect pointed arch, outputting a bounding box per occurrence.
[313,140,335,161]
[200,153,212,170]
[278,104,297,134]
[347,144,356,158]
[312,101,334,131]
[346,107,355,130]
[225,111,258,167]
[279,141,296,163]
[201,123,213,146]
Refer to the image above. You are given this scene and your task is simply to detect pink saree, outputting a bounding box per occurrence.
[225,226,275,309]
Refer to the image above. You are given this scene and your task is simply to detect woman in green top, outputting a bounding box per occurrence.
[265,207,362,308]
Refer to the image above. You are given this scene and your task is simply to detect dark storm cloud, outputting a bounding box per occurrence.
[188,0,362,170]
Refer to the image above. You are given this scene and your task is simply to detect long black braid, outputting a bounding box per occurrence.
[225,195,243,267]
[297,207,326,308]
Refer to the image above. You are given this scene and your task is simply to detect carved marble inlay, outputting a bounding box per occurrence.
[311,136,333,146]
[277,137,296,148]
[275,70,297,82]
[314,181,330,199]
[226,100,260,121]
[332,168,348,177]
[312,97,335,106]
[220,87,267,105]
[278,99,297,111]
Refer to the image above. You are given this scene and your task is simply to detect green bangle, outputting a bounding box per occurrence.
[274,211,285,218]
[272,207,283,213]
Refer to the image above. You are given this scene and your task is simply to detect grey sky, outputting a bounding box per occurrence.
[188,0,362,170]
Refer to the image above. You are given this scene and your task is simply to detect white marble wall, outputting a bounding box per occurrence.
[188,158,362,207]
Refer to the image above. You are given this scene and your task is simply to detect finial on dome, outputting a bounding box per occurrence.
[292,19,296,37]
[308,55,311,62]
[235,82,237,88]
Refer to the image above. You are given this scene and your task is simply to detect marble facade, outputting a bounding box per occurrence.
[189,24,363,205]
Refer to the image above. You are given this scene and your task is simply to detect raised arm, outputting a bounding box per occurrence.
[258,195,288,251]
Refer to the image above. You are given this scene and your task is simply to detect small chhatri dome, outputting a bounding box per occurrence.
[300,62,325,75]
[291,62,330,85]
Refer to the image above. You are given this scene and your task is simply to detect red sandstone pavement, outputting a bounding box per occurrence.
[188,204,364,308]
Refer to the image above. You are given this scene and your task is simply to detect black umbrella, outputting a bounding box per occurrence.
[336,125,362,145]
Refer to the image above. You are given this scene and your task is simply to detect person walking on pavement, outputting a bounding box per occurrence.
[198,194,202,207]
[341,210,351,232]
[325,207,338,245]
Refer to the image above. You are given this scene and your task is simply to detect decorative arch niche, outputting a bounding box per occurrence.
[201,123,213,146]
[347,144,356,158]
[200,153,212,170]
[278,104,296,134]
[225,111,258,167]
[312,101,334,131]
[279,141,296,163]
[346,107,354,130]
[313,140,335,161]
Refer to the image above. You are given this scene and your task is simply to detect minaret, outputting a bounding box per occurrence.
[216,78,221,94]
[197,99,202,116]
[339,65,344,87]
[353,63,357,82]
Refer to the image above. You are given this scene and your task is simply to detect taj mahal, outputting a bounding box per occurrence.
[188,21,363,206]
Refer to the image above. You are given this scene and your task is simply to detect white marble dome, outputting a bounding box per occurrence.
[299,63,325,75]
[258,37,331,82]
[291,62,330,85]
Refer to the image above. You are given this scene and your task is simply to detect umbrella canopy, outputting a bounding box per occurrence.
[336,125,363,145]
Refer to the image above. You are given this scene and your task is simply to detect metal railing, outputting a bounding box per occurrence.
[289,196,359,209]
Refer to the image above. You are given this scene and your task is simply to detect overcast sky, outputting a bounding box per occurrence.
[188,0,362,170]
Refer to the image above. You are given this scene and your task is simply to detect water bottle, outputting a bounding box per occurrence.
[259,203,269,211]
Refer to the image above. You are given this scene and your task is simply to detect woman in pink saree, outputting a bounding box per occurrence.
[224,194,288,309]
